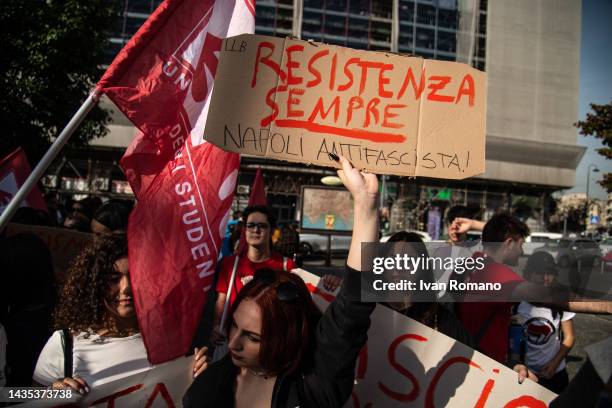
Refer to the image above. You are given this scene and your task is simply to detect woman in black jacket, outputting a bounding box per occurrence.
[183,154,379,408]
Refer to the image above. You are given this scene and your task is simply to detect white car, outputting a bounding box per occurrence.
[380,230,432,243]
[523,232,563,256]
[301,229,433,255]
[299,233,352,255]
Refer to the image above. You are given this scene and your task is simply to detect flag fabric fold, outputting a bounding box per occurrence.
[0,148,47,216]
[96,0,254,364]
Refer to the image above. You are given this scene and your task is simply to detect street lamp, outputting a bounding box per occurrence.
[585,164,600,231]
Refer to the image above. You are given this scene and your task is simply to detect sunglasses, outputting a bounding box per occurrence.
[246,222,269,230]
[253,269,300,301]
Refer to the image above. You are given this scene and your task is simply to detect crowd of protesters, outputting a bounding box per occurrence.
[1,157,611,407]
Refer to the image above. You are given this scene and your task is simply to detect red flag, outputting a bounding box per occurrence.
[236,168,267,254]
[0,148,47,215]
[96,0,254,364]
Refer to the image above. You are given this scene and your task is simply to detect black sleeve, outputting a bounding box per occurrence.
[437,306,478,350]
[182,390,193,408]
[549,359,604,408]
[302,266,376,407]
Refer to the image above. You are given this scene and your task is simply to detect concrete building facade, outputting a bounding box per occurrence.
[51,0,585,232]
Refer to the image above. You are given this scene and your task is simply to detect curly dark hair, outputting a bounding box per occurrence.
[54,233,131,336]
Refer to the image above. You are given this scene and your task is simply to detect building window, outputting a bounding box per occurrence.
[303,10,323,36]
[398,29,414,50]
[127,0,154,14]
[370,20,391,44]
[324,14,347,39]
[255,3,276,33]
[304,0,324,8]
[371,0,392,19]
[437,30,456,53]
[399,1,416,23]
[326,0,346,12]
[417,3,436,26]
[416,27,435,50]
[125,16,147,37]
[348,17,369,43]
[438,7,458,29]
[349,0,370,16]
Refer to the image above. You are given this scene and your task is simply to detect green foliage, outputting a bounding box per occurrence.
[575,101,612,192]
[0,0,120,164]
[548,197,586,233]
[511,196,537,221]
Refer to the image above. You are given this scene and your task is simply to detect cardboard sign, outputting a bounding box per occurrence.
[21,357,192,407]
[293,269,558,408]
[5,223,92,280]
[204,34,486,179]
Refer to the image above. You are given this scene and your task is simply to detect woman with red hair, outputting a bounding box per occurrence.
[183,155,379,408]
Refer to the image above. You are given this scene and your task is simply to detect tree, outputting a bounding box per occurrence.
[575,101,612,192]
[511,196,536,222]
[549,195,586,233]
[0,0,120,164]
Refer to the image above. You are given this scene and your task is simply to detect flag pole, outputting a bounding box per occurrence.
[213,254,240,362]
[0,90,101,231]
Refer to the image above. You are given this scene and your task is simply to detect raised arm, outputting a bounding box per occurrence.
[335,155,379,270]
[559,300,612,314]
[512,282,612,314]
[451,217,485,234]
[304,155,379,406]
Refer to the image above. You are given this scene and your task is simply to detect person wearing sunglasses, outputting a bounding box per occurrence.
[212,205,296,345]
[184,154,379,408]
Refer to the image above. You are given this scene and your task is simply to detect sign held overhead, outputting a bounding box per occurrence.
[204,34,486,179]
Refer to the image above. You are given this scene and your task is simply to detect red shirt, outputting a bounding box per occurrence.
[216,252,296,306]
[458,254,524,363]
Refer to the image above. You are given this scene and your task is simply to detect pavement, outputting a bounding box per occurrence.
[566,313,612,378]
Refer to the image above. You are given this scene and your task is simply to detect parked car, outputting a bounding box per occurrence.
[535,238,602,268]
[599,237,612,255]
[523,232,563,256]
[299,233,352,255]
[466,230,482,241]
[380,230,433,243]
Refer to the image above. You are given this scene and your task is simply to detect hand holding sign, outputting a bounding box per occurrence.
[513,364,539,384]
[334,154,378,205]
[192,347,211,378]
[51,376,90,395]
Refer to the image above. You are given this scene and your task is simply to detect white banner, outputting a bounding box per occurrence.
[21,357,191,407]
[293,269,558,408]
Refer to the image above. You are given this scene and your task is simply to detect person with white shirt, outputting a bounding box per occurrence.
[517,252,575,393]
[33,233,151,394]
